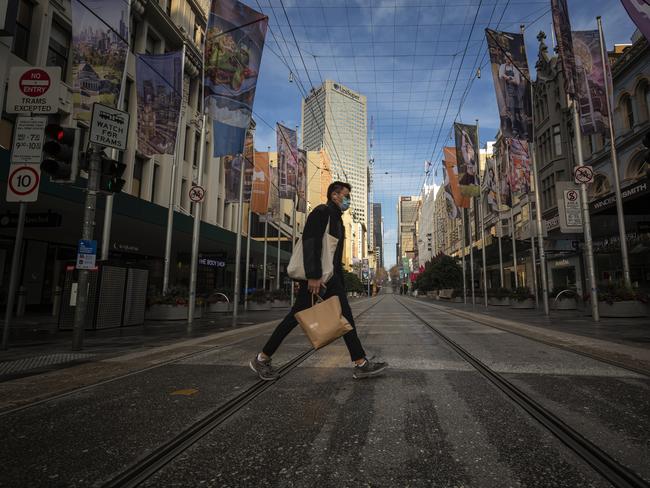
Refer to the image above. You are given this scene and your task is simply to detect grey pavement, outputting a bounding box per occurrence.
[0,292,648,487]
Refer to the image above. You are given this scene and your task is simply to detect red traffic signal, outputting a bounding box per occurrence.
[41,124,79,183]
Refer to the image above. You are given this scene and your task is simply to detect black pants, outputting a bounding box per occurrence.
[262,280,366,362]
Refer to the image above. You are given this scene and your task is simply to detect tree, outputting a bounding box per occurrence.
[414,254,462,291]
[343,270,365,293]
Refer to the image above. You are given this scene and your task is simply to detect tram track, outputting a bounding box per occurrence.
[404,296,650,378]
[101,295,385,488]
[395,296,650,488]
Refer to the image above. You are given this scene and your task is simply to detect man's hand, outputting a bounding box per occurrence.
[307,278,323,295]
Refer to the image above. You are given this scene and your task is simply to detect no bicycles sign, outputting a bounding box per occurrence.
[574,165,594,185]
[6,164,41,202]
[189,185,206,203]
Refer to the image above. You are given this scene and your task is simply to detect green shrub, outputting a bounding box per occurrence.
[488,287,511,299]
[510,286,533,302]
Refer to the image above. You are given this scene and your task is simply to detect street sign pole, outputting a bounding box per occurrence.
[262,218,268,291]
[188,114,206,324]
[291,194,297,305]
[1,203,26,350]
[572,102,599,321]
[72,145,101,350]
[477,119,488,308]
[232,155,247,326]
[276,223,281,289]
[598,16,631,289]
[244,200,252,311]
[460,211,466,304]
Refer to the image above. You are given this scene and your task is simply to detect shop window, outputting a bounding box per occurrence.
[12,0,33,61]
[47,20,71,81]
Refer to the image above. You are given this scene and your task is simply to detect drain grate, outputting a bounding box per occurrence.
[0,353,96,376]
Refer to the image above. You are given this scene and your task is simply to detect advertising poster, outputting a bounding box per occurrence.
[496,138,512,207]
[296,149,307,213]
[508,138,531,197]
[268,161,280,220]
[453,123,480,201]
[277,123,297,199]
[224,155,242,203]
[443,146,462,219]
[551,0,577,97]
[71,0,129,122]
[485,28,533,141]
[483,157,499,214]
[572,30,611,135]
[251,151,270,215]
[620,0,650,43]
[135,51,184,156]
[204,0,268,157]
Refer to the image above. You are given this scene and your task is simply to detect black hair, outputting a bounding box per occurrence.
[327,181,352,201]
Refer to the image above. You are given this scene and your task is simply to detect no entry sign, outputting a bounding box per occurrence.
[6,67,61,114]
[6,164,41,202]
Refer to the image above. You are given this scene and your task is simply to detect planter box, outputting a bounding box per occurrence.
[208,302,232,313]
[511,298,535,309]
[247,301,272,311]
[272,300,291,308]
[146,304,202,321]
[553,298,577,310]
[598,300,649,318]
[453,297,463,303]
[488,297,511,306]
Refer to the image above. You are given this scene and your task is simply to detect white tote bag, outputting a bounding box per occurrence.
[287,219,339,283]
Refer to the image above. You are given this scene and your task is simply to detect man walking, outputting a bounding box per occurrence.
[250,182,388,380]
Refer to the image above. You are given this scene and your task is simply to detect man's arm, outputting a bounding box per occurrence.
[301,205,329,281]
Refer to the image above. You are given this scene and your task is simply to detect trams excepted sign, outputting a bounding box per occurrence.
[6,67,61,114]
[6,164,41,202]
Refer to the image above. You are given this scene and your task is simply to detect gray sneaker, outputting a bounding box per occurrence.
[249,356,277,381]
[353,360,388,379]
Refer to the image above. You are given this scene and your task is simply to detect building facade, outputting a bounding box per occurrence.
[301,80,369,229]
[397,195,421,268]
[372,203,383,268]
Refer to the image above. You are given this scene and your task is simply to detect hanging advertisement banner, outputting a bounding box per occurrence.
[224,155,242,203]
[71,0,129,122]
[508,138,532,197]
[620,0,650,43]
[443,147,461,219]
[242,128,254,200]
[551,0,577,98]
[296,149,307,213]
[496,138,512,207]
[277,123,297,199]
[135,51,184,156]
[454,123,480,202]
[485,29,533,141]
[204,0,268,157]
[483,157,499,214]
[268,159,280,220]
[251,151,270,214]
[572,30,611,136]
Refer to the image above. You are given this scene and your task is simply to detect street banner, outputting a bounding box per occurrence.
[224,154,242,203]
[71,0,129,122]
[496,138,512,207]
[277,123,297,199]
[251,151,270,214]
[443,146,461,219]
[268,160,280,220]
[454,123,480,202]
[483,157,499,214]
[135,51,184,156]
[620,0,650,43]
[551,0,577,98]
[572,30,611,135]
[204,0,268,157]
[485,29,533,141]
[296,149,307,213]
[508,138,532,197]
[242,128,254,200]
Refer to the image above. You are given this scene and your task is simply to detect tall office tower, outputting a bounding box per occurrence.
[372,203,383,268]
[302,80,368,227]
[397,195,421,265]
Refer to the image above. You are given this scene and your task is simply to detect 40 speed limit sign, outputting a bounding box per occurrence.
[6,164,41,202]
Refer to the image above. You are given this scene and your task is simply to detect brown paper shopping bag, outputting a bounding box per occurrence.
[295,295,353,349]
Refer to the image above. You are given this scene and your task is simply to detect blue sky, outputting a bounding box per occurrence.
[248,0,637,268]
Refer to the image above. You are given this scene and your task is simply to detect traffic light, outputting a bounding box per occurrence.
[99,151,126,193]
[41,125,79,182]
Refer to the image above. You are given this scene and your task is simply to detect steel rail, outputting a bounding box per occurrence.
[396,296,649,488]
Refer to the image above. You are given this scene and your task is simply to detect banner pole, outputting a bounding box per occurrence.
[461,211,467,304]
[469,202,475,306]
[597,16,631,289]
[276,222,281,289]
[290,194,297,305]
[572,102,600,321]
[528,197,539,308]
[505,141,519,288]
[476,119,488,308]
[244,200,252,311]
[496,149,505,287]
[232,156,246,325]
[188,114,206,324]
[1,202,26,350]
[163,44,186,295]
[262,218,268,291]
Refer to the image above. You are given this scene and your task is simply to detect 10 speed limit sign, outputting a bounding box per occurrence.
[6,164,41,202]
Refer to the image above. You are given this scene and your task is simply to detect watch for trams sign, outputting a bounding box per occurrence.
[6,164,41,202]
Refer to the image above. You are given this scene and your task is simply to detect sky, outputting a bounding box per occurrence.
[247,0,637,268]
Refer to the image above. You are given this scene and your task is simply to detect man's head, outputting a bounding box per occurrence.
[327,181,352,211]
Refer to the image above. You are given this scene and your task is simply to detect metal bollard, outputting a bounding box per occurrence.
[52,285,62,317]
[16,286,26,317]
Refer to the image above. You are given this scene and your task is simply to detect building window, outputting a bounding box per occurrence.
[133,156,145,198]
[622,95,634,129]
[145,31,159,55]
[123,79,133,112]
[552,125,562,156]
[152,163,160,204]
[47,20,71,81]
[181,179,188,211]
[12,0,33,61]
[183,126,191,162]
[193,132,201,168]
[130,20,138,53]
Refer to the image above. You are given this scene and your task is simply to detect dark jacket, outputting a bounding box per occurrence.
[302,200,345,282]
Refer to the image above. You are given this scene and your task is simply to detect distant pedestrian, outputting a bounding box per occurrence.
[250,182,388,380]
